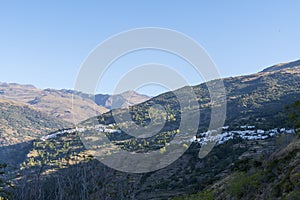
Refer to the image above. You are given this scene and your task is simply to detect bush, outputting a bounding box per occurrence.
[172,190,214,200]
[0,163,10,200]
[227,172,260,199]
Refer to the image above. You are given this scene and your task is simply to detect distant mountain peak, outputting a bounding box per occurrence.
[94,90,150,110]
[120,90,150,99]
[262,59,300,72]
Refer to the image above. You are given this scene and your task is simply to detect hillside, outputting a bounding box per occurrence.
[262,59,300,72]
[0,83,149,124]
[0,83,107,124]
[1,59,300,199]
[0,99,71,167]
[0,99,69,146]
[91,59,300,132]
[94,90,150,110]
[172,136,300,200]
[10,127,298,199]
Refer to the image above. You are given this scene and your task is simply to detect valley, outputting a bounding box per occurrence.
[1,59,300,199]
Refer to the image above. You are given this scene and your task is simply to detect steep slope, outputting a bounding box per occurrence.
[13,128,297,199]
[222,64,300,128]
[0,99,72,167]
[94,90,150,110]
[0,99,69,146]
[173,136,300,200]
[0,83,108,124]
[92,59,300,131]
[3,59,300,199]
[262,59,300,72]
[0,83,149,124]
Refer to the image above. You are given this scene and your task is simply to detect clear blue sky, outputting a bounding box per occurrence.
[1,1,300,96]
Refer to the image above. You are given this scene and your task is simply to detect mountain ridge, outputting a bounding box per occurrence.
[1,59,300,199]
[0,98,69,146]
[92,58,300,132]
[0,82,150,124]
[261,58,300,72]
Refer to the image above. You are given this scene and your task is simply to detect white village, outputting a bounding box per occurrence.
[41,123,296,148]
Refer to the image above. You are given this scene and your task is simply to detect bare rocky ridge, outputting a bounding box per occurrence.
[94,90,150,110]
[0,83,149,124]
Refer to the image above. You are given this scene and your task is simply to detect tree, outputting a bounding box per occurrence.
[0,163,10,200]
[286,100,300,136]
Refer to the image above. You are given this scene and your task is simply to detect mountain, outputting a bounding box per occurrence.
[0,83,107,124]
[0,83,149,168]
[0,99,69,146]
[0,83,150,124]
[11,125,299,199]
[2,59,300,199]
[262,59,300,72]
[172,136,300,200]
[0,98,71,167]
[94,90,150,110]
[92,59,300,131]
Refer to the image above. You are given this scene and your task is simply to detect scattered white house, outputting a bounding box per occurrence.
[286,129,295,134]
[280,128,286,132]
[192,136,197,141]
[257,129,265,134]
[191,127,296,146]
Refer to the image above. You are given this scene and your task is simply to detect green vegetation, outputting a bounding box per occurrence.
[0,163,10,200]
[286,100,300,136]
[172,190,214,200]
[171,102,300,200]
[227,137,300,199]
[21,132,88,171]
[227,171,261,199]
[90,64,300,136]
[0,100,69,146]
[172,133,300,200]
[2,60,300,199]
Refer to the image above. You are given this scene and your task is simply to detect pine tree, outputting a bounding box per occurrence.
[0,163,10,200]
